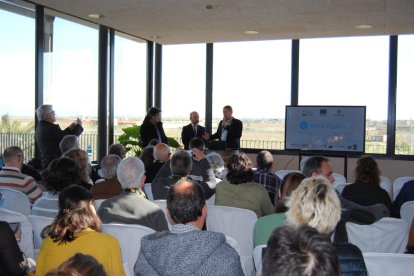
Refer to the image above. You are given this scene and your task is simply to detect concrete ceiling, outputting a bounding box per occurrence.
[23,0,414,44]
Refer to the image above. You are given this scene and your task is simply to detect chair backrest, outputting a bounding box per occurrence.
[253,245,266,276]
[274,170,301,181]
[332,172,346,189]
[206,193,216,206]
[400,201,414,225]
[380,175,392,199]
[0,208,34,259]
[346,217,409,253]
[143,183,153,201]
[151,199,172,230]
[94,199,105,210]
[225,235,241,256]
[102,223,155,276]
[28,215,54,251]
[393,176,414,201]
[363,252,414,276]
[206,205,257,276]
[0,187,31,216]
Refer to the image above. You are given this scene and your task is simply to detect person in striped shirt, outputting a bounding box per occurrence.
[0,146,42,203]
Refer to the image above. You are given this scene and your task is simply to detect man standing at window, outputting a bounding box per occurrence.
[181,111,209,150]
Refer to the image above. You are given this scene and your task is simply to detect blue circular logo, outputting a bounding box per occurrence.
[299,121,308,130]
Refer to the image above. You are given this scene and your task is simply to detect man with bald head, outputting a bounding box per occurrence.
[181,111,208,150]
[145,143,171,183]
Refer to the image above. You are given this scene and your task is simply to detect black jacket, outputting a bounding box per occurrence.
[181,124,206,150]
[140,120,168,147]
[210,117,243,150]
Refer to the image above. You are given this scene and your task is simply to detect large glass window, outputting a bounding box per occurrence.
[162,44,206,145]
[43,10,99,159]
[396,35,414,155]
[0,3,35,161]
[213,40,291,149]
[114,32,147,142]
[299,36,389,154]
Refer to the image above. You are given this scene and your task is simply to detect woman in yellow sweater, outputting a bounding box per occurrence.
[35,185,125,276]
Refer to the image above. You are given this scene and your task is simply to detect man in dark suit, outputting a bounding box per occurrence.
[181,111,208,150]
[35,105,83,169]
[208,105,243,150]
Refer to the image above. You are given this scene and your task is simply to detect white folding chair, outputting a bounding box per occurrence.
[400,201,414,225]
[0,208,34,259]
[380,175,392,199]
[94,199,105,210]
[206,205,257,276]
[332,172,346,191]
[346,217,409,253]
[225,235,241,256]
[274,170,301,181]
[28,215,54,257]
[393,176,414,201]
[143,183,153,201]
[0,187,31,217]
[363,252,414,276]
[206,193,216,206]
[152,199,172,230]
[253,245,266,276]
[102,223,155,276]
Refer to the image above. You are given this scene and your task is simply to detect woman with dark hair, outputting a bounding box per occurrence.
[214,153,274,218]
[342,155,392,211]
[139,107,168,147]
[35,185,125,276]
[63,148,93,188]
[45,253,107,276]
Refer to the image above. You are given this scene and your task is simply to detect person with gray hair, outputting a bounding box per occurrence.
[206,152,227,181]
[59,135,80,154]
[152,151,215,200]
[97,157,168,231]
[108,143,126,160]
[145,143,171,183]
[90,155,122,200]
[35,104,83,168]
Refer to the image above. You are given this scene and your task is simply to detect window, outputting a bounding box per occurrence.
[213,40,291,149]
[299,36,389,154]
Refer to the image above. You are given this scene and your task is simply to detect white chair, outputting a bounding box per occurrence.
[206,205,257,276]
[143,183,153,200]
[380,175,392,199]
[393,176,414,201]
[346,217,409,253]
[225,235,241,256]
[332,172,346,191]
[400,201,414,225]
[0,187,31,217]
[363,252,414,276]
[253,245,266,276]
[28,215,54,258]
[102,223,155,276]
[0,208,34,259]
[94,199,105,210]
[274,170,301,181]
[152,199,172,230]
[206,194,216,206]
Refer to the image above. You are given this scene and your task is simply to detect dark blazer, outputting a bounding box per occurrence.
[0,221,26,276]
[181,124,206,150]
[140,120,168,147]
[145,161,166,183]
[210,117,243,149]
[35,120,83,169]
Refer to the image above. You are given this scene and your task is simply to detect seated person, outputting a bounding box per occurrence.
[253,150,281,205]
[97,157,168,232]
[45,253,106,276]
[391,180,414,217]
[215,152,274,218]
[134,179,243,275]
[59,135,80,155]
[140,146,155,168]
[145,143,171,183]
[90,154,122,200]
[0,221,28,275]
[108,143,126,159]
[152,151,215,200]
[154,138,217,189]
[206,152,227,181]
[263,225,340,276]
[63,149,93,188]
[35,185,125,276]
[342,155,392,211]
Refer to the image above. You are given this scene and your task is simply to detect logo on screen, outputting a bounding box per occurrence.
[299,121,308,130]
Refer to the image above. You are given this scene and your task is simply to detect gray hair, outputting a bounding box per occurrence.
[153,143,170,161]
[301,156,330,178]
[206,152,224,175]
[170,151,192,176]
[36,104,53,121]
[59,135,80,154]
[116,156,145,189]
[3,146,23,163]
[100,154,121,180]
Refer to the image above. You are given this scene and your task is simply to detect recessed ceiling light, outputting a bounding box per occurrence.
[355,24,372,29]
[88,13,103,19]
[244,30,259,35]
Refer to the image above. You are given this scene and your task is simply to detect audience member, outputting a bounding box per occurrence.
[286,176,367,275]
[36,185,125,276]
[253,172,304,247]
[140,107,168,147]
[206,152,227,181]
[0,221,27,276]
[154,137,217,189]
[134,179,243,275]
[97,157,168,231]
[140,146,155,168]
[206,105,243,150]
[35,104,83,168]
[0,146,42,203]
[254,150,281,205]
[32,157,82,218]
[391,180,414,217]
[59,135,80,155]
[342,155,392,211]
[108,143,126,160]
[152,150,215,200]
[90,155,122,200]
[181,111,209,150]
[145,143,170,183]
[263,225,340,276]
[63,149,93,188]
[215,152,274,218]
[45,253,107,276]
